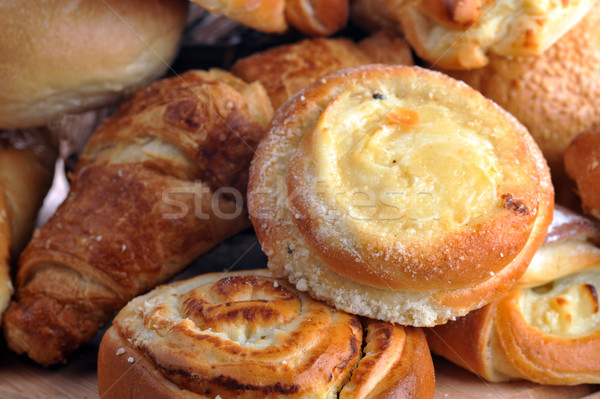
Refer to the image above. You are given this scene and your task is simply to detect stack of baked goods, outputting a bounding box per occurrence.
[2,0,600,397]
[428,206,600,384]
[0,0,187,326]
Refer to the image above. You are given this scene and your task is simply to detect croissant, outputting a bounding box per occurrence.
[0,129,57,317]
[190,0,348,36]
[231,30,414,110]
[98,269,435,399]
[249,65,553,327]
[427,206,600,385]
[350,0,594,69]
[3,69,273,365]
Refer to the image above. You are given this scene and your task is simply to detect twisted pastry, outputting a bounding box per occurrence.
[231,30,414,110]
[190,0,348,36]
[350,0,595,69]
[249,65,553,326]
[3,70,273,365]
[0,129,57,318]
[428,207,600,384]
[98,270,434,399]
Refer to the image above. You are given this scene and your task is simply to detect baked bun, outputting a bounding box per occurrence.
[190,0,348,36]
[98,270,435,399]
[565,127,600,220]
[351,0,595,69]
[444,4,600,180]
[248,65,553,327]
[428,206,600,384]
[0,0,188,128]
[0,129,57,316]
[231,30,414,110]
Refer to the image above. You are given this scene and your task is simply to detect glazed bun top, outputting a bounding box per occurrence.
[0,0,188,128]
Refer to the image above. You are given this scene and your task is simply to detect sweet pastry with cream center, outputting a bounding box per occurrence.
[428,206,600,384]
[249,65,554,326]
[97,270,435,399]
[350,0,595,69]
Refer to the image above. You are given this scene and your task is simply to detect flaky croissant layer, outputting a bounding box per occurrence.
[3,70,273,365]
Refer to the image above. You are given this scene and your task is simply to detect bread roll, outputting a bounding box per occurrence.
[0,129,57,318]
[444,4,600,181]
[231,30,414,110]
[565,127,600,220]
[248,65,553,327]
[98,270,435,398]
[428,206,600,384]
[0,0,188,128]
[190,0,348,36]
[351,0,594,69]
[3,69,273,365]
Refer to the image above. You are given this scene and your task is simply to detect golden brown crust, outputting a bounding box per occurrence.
[356,30,414,66]
[231,32,413,110]
[0,0,188,128]
[342,321,435,398]
[351,0,594,69]
[98,270,434,399]
[98,328,204,399]
[190,0,348,35]
[445,4,600,177]
[3,70,273,366]
[285,0,349,36]
[565,127,600,220]
[248,64,553,326]
[0,129,57,318]
[428,211,600,384]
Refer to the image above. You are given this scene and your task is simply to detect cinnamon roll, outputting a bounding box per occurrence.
[248,65,554,326]
[428,207,600,384]
[98,270,435,398]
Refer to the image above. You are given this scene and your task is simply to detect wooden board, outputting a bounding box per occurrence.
[1,344,598,399]
[1,233,598,399]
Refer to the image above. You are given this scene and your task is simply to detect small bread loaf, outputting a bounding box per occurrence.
[565,127,600,220]
[248,65,553,326]
[444,4,600,180]
[231,30,414,110]
[0,0,188,128]
[3,70,273,365]
[190,0,348,36]
[0,129,57,317]
[351,0,595,69]
[428,207,600,385]
[98,270,435,399]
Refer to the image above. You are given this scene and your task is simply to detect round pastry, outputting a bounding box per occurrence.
[98,270,435,399]
[351,0,595,70]
[565,127,600,220]
[428,207,600,384]
[190,0,348,36]
[445,3,600,182]
[248,65,554,326]
[0,0,188,128]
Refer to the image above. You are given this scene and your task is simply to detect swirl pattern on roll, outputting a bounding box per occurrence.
[99,270,434,399]
[249,65,553,326]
